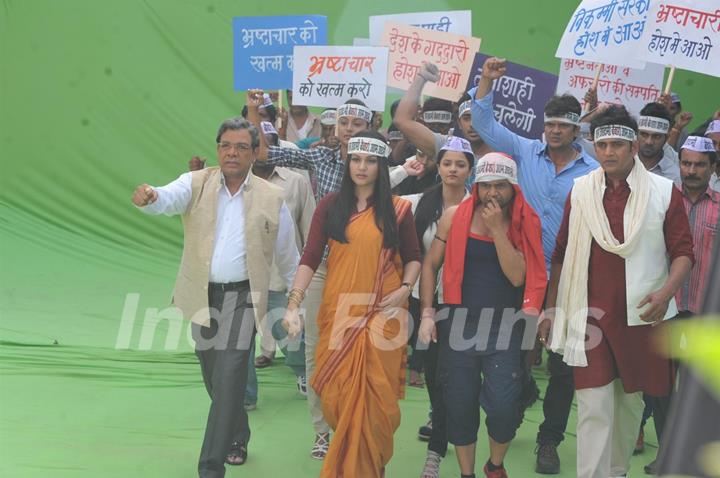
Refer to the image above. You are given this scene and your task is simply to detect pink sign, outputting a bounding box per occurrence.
[380,22,481,102]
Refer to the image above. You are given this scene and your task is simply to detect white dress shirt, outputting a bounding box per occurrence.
[139,172,299,289]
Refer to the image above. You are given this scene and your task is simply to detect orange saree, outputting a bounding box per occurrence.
[310,197,412,478]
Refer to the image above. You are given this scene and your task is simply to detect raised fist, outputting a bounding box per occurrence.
[657,93,672,111]
[246,89,265,109]
[675,111,693,129]
[403,157,425,177]
[132,183,158,207]
[584,87,598,112]
[418,62,441,83]
[482,57,507,81]
[188,156,206,172]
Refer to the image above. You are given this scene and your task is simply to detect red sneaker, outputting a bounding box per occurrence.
[483,463,509,478]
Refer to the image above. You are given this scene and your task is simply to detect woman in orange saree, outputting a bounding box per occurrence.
[283,130,421,477]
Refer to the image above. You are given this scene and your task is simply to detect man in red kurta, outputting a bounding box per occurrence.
[538,106,693,478]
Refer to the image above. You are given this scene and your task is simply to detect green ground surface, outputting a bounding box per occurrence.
[0,205,661,477]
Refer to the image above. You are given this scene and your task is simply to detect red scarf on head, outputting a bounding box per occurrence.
[442,183,547,313]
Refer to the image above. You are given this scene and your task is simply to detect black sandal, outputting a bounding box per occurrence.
[225,441,247,466]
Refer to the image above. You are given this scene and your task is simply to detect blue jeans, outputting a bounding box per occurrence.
[245,291,306,405]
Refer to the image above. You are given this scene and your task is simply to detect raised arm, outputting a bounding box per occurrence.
[394,63,444,157]
[470,57,536,160]
[132,172,192,216]
[389,156,425,188]
[246,89,268,158]
[247,89,316,169]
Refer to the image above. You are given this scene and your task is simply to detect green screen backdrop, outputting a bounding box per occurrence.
[0,1,712,476]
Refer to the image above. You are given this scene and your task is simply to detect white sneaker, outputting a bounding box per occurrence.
[297,375,308,396]
[420,450,442,478]
[311,432,330,460]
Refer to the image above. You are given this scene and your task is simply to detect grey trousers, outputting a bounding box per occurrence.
[303,262,331,434]
[192,284,256,478]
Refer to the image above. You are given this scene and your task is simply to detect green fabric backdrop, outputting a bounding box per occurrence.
[0,0,704,475]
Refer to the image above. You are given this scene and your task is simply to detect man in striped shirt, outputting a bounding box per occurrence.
[676,135,719,314]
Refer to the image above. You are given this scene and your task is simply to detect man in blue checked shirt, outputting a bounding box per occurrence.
[470,56,599,475]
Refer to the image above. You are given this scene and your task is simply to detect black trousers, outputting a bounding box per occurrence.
[424,336,448,456]
[537,350,575,445]
[192,284,256,478]
[407,296,424,372]
[644,311,693,449]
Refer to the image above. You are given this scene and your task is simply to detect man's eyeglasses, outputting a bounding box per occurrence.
[218,142,252,152]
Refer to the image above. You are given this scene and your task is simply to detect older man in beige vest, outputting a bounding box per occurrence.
[132,117,299,478]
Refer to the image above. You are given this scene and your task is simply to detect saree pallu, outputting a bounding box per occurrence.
[311,198,411,478]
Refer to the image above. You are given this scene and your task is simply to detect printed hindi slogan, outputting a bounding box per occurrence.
[291,46,389,111]
[233,15,327,91]
[368,10,472,46]
[638,0,720,77]
[556,0,651,68]
[381,22,481,102]
[467,53,558,140]
[557,59,664,117]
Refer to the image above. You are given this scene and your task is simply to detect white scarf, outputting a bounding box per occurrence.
[551,157,650,366]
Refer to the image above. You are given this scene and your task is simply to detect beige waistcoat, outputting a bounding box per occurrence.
[171,167,284,329]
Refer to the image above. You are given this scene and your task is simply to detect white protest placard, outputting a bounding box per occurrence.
[381,23,481,102]
[637,0,720,78]
[369,10,471,46]
[557,59,665,117]
[555,0,651,69]
[292,46,389,111]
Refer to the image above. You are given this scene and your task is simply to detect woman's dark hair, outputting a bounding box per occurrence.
[413,149,473,254]
[324,130,399,249]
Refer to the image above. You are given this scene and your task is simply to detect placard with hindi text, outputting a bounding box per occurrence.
[637,0,720,78]
[381,22,481,102]
[467,53,559,140]
[557,59,665,118]
[555,0,651,69]
[368,11,472,46]
[291,46,389,111]
[233,15,327,91]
